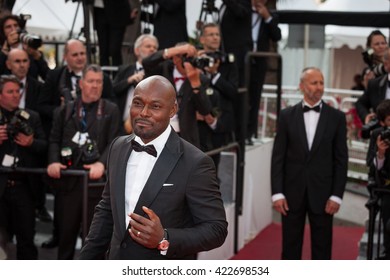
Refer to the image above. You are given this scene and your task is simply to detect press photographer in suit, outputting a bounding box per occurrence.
[0,74,47,259]
[271,67,348,259]
[366,99,390,260]
[47,64,120,259]
[79,75,227,260]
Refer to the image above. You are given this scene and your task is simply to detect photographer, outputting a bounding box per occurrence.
[361,30,388,89]
[142,42,213,148]
[366,99,390,259]
[356,47,390,136]
[197,23,238,168]
[47,64,120,259]
[0,74,47,259]
[0,14,49,81]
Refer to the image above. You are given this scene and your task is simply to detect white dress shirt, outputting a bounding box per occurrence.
[125,125,172,227]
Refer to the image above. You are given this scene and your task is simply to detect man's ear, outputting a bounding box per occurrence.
[5,59,11,71]
[170,102,178,118]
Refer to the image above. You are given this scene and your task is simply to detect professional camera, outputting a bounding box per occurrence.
[60,147,73,167]
[17,14,43,50]
[380,126,390,145]
[80,139,100,164]
[205,51,235,64]
[19,32,43,50]
[7,109,34,138]
[361,117,380,139]
[362,48,386,77]
[183,55,214,70]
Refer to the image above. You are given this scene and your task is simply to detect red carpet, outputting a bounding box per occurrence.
[231,223,365,260]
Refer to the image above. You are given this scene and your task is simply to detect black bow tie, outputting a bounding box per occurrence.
[131,139,157,157]
[303,105,321,113]
[70,71,81,78]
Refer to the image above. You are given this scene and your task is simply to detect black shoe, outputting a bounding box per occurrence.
[36,208,53,223]
[41,236,58,249]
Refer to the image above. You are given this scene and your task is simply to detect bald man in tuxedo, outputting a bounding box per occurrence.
[79,75,227,259]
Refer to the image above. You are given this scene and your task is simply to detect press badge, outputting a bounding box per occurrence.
[2,154,18,167]
[72,132,89,145]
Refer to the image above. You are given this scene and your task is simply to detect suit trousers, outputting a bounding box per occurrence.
[56,178,103,260]
[0,182,37,259]
[281,196,333,260]
[94,8,126,66]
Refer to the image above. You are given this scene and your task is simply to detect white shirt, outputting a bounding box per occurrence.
[386,73,390,100]
[123,62,143,121]
[125,125,172,227]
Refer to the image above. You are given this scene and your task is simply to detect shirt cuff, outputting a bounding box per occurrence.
[265,16,273,24]
[272,193,285,202]
[329,195,342,205]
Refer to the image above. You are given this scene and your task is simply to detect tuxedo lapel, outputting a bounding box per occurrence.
[133,131,182,216]
[115,135,135,235]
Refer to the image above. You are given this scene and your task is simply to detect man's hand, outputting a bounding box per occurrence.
[47,162,67,179]
[377,134,389,158]
[128,206,165,249]
[273,198,289,216]
[325,199,340,215]
[83,161,105,180]
[127,70,145,85]
[253,0,271,20]
[14,133,33,147]
[364,112,376,125]
[184,62,201,88]
[23,45,42,60]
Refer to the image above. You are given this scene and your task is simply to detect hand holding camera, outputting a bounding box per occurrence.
[377,132,389,159]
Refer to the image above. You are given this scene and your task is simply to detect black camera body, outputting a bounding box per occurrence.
[183,55,214,70]
[19,31,43,50]
[361,117,381,139]
[0,109,34,139]
[362,48,386,77]
[205,51,234,64]
[81,139,100,164]
[380,127,390,144]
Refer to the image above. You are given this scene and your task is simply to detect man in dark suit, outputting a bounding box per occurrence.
[0,74,47,259]
[37,39,114,137]
[197,23,238,167]
[79,75,227,260]
[113,34,158,133]
[151,0,188,50]
[220,0,281,144]
[91,0,134,66]
[47,64,120,259]
[356,48,390,127]
[271,67,348,259]
[142,43,213,148]
[5,48,52,222]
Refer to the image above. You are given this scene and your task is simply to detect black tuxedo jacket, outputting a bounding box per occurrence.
[142,51,212,147]
[24,76,43,112]
[112,64,137,119]
[355,74,388,123]
[271,102,348,214]
[79,130,228,259]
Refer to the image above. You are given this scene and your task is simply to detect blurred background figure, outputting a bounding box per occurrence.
[92,0,137,66]
[361,30,388,89]
[113,34,158,134]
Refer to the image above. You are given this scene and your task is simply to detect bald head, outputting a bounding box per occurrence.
[64,39,87,72]
[131,75,177,143]
[6,48,30,80]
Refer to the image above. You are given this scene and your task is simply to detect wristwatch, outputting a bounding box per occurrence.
[157,229,170,251]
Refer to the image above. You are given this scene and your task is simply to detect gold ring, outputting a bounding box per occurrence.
[137,231,141,237]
